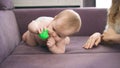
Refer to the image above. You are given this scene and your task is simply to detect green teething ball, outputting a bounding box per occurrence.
[38,29,49,40]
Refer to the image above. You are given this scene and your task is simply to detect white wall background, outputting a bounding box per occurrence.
[13,0,81,7]
[96,0,112,8]
[13,0,112,8]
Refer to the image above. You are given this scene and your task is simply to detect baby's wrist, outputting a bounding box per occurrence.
[38,29,49,40]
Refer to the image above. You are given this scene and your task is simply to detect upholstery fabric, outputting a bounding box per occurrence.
[12,37,120,55]
[1,37,120,68]
[0,0,14,10]
[0,11,20,63]
[1,53,120,68]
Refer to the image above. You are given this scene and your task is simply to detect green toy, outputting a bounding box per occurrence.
[38,29,49,40]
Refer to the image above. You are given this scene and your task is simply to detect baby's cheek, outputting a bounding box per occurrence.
[48,29,55,36]
[53,32,58,37]
[50,31,57,37]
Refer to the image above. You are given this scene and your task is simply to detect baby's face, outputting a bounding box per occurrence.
[48,19,75,39]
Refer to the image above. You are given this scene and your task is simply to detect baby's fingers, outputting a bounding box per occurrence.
[37,27,43,34]
[47,41,53,48]
[43,26,47,30]
[38,28,41,34]
[38,27,47,34]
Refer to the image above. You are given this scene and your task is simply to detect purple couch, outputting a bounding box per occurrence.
[1,0,120,68]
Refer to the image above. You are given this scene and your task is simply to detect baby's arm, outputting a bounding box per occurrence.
[28,17,53,34]
[28,21,39,34]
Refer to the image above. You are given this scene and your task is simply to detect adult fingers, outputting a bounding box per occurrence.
[89,38,96,48]
[83,38,92,49]
[95,37,101,46]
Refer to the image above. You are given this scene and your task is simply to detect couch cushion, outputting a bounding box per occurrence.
[1,53,120,68]
[12,37,120,55]
[1,37,120,68]
[0,0,14,10]
[0,11,20,63]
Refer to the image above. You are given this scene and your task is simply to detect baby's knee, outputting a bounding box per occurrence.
[22,31,29,41]
[22,33,27,41]
[22,31,37,46]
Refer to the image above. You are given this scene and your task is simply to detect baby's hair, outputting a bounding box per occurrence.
[55,9,81,32]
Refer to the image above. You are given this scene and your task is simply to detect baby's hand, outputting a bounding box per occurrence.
[48,27,62,42]
[47,37,66,54]
[83,32,101,49]
[38,26,48,34]
[47,37,55,48]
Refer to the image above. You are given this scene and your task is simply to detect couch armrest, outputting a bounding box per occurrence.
[0,11,20,63]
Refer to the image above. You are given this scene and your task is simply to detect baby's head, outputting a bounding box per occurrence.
[50,9,81,38]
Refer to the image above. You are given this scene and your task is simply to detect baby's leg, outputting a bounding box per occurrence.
[22,31,37,46]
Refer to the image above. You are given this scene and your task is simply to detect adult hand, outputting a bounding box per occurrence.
[83,32,101,49]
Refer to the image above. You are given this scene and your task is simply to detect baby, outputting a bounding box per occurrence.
[22,9,81,54]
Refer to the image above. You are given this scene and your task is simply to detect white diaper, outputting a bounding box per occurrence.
[35,16,54,23]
